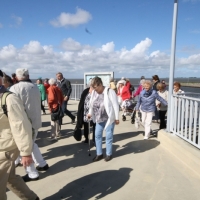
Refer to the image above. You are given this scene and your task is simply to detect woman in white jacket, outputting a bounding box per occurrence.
[87,77,119,162]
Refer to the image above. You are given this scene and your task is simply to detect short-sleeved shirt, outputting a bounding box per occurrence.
[93,93,108,123]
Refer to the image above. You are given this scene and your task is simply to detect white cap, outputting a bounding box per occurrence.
[16,68,29,77]
[118,80,126,85]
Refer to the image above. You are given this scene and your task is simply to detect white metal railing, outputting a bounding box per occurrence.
[70,84,84,101]
[170,94,200,149]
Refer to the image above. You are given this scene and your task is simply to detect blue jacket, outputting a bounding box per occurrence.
[136,89,167,112]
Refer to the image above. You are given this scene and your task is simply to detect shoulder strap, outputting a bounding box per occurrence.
[1,91,12,116]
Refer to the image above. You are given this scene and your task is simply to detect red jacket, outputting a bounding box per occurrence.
[44,83,50,94]
[133,85,143,97]
[47,85,63,112]
[118,86,131,101]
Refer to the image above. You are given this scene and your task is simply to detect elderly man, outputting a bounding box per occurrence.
[10,68,49,182]
[0,70,39,200]
[56,72,76,124]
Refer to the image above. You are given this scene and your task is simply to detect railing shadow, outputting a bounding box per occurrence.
[43,168,133,200]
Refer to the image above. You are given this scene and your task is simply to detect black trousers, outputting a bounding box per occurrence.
[41,100,45,113]
[83,121,96,142]
[159,110,167,129]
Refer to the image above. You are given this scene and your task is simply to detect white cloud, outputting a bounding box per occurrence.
[1,38,200,78]
[50,8,92,28]
[10,15,22,27]
[102,42,115,52]
[61,38,82,51]
[0,23,3,28]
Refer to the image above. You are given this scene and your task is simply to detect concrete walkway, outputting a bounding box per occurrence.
[7,100,200,200]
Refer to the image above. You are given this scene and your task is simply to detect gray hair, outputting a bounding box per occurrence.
[144,80,152,87]
[16,68,29,80]
[48,78,57,85]
[90,77,103,87]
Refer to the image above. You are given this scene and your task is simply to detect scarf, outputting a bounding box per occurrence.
[143,89,153,98]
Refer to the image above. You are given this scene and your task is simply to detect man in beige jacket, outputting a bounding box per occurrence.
[0,70,39,200]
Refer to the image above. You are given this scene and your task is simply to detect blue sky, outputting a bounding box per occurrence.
[0,0,200,79]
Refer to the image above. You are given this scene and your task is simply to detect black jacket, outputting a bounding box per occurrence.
[76,88,90,129]
[57,78,72,97]
[153,80,160,91]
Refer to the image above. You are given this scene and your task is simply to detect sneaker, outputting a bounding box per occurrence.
[144,136,149,140]
[104,155,112,162]
[22,174,39,182]
[93,154,103,162]
[36,164,49,171]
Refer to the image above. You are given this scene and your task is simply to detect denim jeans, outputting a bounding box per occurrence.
[95,121,115,156]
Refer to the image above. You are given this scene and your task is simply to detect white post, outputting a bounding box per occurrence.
[75,85,77,101]
[167,0,178,132]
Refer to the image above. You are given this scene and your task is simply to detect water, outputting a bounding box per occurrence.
[32,78,200,94]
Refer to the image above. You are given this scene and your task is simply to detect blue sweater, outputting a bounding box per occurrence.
[136,89,167,112]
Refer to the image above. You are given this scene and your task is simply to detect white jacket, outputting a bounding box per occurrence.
[10,81,42,130]
[89,87,119,130]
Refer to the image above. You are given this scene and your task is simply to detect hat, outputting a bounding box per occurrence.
[118,80,126,85]
[141,76,145,80]
[0,70,3,77]
[16,68,29,77]
[121,77,127,80]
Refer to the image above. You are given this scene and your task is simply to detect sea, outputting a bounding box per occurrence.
[63,78,200,94]
[32,77,200,94]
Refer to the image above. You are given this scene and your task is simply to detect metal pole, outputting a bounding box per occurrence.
[167,0,178,132]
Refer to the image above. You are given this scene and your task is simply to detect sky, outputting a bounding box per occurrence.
[0,0,200,79]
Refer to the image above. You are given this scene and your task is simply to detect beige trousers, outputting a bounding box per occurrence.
[50,120,60,137]
[0,148,37,200]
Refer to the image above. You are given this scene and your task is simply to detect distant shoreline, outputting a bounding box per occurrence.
[166,83,200,88]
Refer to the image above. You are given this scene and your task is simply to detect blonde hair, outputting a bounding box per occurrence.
[144,80,152,87]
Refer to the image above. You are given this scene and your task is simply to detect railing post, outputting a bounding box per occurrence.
[167,0,178,132]
[75,85,77,101]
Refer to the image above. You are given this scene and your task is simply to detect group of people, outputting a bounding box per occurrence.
[0,69,77,200]
[109,75,184,140]
[0,68,185,200]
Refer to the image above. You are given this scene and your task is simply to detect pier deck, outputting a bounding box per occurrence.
[7,100,200,200]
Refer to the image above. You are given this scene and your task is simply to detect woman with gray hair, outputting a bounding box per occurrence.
[135,80,167,139]
[87,77,119,162]
[47,78,64,140]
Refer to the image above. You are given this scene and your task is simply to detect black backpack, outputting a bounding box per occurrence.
[1,91,12,116]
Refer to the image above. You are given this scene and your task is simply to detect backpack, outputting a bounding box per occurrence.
[1,91,12,116]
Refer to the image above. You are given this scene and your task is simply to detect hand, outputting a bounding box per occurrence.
[87,114,91,119]
[64,96,68,101]
[115,120,120,125]
[157,103,161,108]
[21,155,33,167]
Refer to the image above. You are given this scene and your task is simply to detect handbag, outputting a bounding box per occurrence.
[73,126,82,141]
[51,105,64,121]
[51,88,64,121]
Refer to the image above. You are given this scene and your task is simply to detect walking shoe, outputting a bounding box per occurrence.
[104,155,112,162]
[36,164,49,171]
[71,116,76,124]
[144,136,149,140]
[82,139,88,143]
[22,174,39,182]
[15,163,23,168]
[93,154,103,162]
